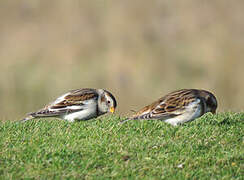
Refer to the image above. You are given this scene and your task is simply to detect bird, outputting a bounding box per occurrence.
[21,88,117,122]
[120,89,217,126]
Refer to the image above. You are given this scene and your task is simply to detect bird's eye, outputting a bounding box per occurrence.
[107,100,111,104]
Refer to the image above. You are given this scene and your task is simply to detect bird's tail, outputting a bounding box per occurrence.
[119,117,137,124]
[20,115,35,122]
[119,109,141,124]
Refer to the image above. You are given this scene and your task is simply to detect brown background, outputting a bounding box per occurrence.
[0,1,243,121]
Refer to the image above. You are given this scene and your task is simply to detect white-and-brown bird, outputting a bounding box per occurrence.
[21,88,117,122]
[120,89,217,126]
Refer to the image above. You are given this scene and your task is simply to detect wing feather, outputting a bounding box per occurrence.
[48,88,98,109]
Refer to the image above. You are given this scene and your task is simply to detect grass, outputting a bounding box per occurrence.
[0,112,243,179]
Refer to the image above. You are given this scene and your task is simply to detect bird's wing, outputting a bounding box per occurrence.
[151,90,200,119]
[31,88,99,117]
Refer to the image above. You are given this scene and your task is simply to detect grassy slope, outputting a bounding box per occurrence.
[0,112,243,179]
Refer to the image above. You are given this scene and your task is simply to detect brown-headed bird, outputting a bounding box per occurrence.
[121,89,217,126]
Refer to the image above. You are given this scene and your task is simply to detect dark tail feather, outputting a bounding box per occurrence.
[119,117,137,124]
[120,113,153,124]
[20,115,35,122]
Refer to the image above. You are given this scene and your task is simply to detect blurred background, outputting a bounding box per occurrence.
[0,0,243,121]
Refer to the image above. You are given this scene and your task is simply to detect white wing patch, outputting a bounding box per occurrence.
[54,98,98,122]
[51,92,71,106]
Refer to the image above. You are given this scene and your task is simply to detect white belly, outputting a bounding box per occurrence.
[164,99,203,126]
[62,108,97,122]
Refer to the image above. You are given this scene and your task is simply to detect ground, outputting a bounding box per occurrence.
[0,112,243,179]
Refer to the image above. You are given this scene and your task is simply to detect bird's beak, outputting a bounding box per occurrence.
[110,107,115,113]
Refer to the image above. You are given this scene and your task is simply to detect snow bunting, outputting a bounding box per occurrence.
[21,88,117,122]
[120,89,217,126]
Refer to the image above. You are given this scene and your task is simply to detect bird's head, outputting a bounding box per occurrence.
[97,89,117,114]
[199,90,218,114]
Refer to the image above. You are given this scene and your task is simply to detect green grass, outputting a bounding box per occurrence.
[0,113,243,179]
